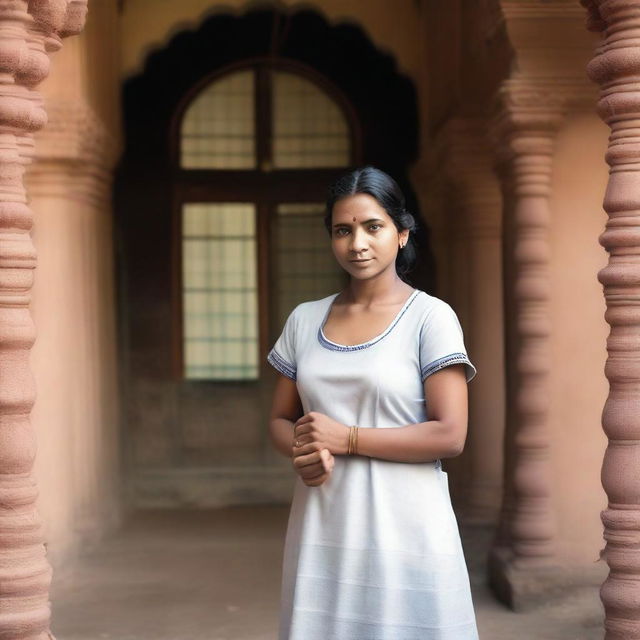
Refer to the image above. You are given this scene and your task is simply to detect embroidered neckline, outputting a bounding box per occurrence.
[318,289,421,352]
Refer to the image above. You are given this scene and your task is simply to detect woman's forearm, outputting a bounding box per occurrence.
[269,417,295,458]
[354,420,462,463]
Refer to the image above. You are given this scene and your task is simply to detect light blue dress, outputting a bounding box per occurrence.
[267,288,479,640]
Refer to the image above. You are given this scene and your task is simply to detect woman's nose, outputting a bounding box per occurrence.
[349,229,368,251]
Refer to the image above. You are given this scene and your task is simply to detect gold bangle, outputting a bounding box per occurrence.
[348,425,358,456]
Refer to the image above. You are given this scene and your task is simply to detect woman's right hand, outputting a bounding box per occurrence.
[292,442,335,486]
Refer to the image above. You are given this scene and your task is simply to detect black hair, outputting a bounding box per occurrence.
[324,166,418,283]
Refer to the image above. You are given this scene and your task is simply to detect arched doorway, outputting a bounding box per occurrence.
[115,6,423,507]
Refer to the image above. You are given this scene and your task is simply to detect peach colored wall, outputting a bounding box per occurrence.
[81,0,123,140]
[28,0,123,570]
[549,111,609,563]
[30,172,122,569]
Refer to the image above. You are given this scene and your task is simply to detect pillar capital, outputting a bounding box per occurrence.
[35,99,120,166]
[490,0,600,155]
[491,76,595,153]
[26,99,120,205]
[490,80,562,179]
[489,77,591,200]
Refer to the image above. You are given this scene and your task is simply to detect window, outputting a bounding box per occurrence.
[180,70,256,169]
[272,72,350,168]
[176,62,356,380]
[182,203,258,379]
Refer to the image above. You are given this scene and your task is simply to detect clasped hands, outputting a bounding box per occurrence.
[291,411,350,487]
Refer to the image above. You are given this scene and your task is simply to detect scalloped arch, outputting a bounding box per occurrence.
[122,5,419,173]
[116,4,436,297]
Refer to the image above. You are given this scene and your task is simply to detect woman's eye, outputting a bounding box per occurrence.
[336,225,380,236]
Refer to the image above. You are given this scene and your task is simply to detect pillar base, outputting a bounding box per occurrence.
[488,545,607,611]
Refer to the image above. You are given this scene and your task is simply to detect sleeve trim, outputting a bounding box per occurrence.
[421,352,477,383]
[267,349,297,381]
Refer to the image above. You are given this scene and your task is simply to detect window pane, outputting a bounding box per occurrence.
[180,70,256,169]
[182,203,258,379]
[274,203,347,326]
[272,71,350,168]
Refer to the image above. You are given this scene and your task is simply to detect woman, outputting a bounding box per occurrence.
[267,166,479,639]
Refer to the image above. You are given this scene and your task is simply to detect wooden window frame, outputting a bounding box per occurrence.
[169,57,362,382]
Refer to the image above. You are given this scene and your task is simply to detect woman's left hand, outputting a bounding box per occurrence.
[293,411,350,456]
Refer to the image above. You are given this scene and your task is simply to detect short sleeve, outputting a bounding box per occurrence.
[266,306,298,381]
[419,301,477,383]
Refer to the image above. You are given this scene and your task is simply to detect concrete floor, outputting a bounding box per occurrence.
[50,506,605,639]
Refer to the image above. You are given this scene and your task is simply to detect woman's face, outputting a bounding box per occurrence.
[330,193,409,280]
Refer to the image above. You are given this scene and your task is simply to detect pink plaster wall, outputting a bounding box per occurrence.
[549,111,609,563]
[30,184,122,568]
[27,0,123,570]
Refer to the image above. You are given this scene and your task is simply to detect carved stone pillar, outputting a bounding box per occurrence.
[0,2,87,638]
[442,117,505,526]
[583,1,640,637]
[488,78,566,608]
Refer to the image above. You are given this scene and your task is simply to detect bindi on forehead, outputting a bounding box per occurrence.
[353,217,356,221]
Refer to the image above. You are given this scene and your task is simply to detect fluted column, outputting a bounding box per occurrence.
[0,2,87,639]
[583,1,640,637]
[501,82,562,563]
[487,78,567,609]
[442,117,505,526]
